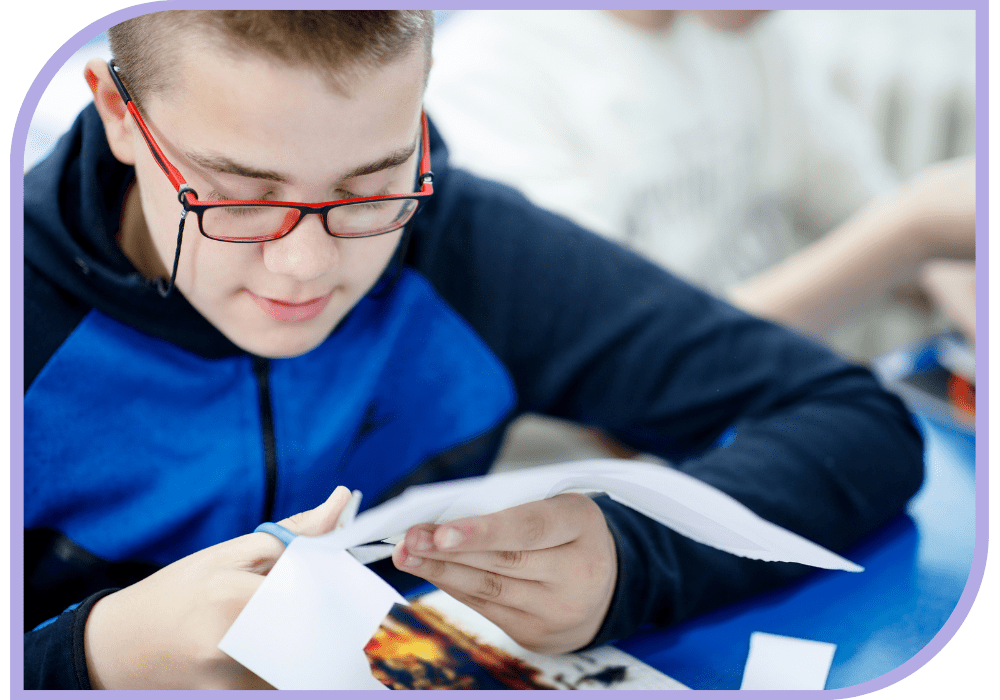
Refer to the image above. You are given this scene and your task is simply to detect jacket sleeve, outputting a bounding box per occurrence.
[23,589,117,689]
[410,158,925,645]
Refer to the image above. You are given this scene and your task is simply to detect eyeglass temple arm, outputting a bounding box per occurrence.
[107,60,189,195]
[110,60,431,200]
[418,111,434,192]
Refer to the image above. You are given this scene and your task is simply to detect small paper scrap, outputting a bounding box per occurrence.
[740,632,837,690]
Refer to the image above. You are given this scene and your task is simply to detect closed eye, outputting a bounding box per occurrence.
[221,206,268,218]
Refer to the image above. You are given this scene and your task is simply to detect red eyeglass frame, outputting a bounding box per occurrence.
[107,59,434,242]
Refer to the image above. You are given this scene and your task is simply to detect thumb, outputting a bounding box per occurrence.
[278,485,352,537]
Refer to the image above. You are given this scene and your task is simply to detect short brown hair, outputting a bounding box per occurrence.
[108,10,434,109]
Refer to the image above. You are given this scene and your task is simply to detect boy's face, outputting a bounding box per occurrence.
[109,41,427,358]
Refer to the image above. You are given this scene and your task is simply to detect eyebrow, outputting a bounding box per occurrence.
[183,143,418,185]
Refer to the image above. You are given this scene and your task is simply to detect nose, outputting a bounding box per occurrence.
[261,212,338,282]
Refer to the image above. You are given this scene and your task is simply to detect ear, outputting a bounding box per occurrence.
[84,58,137,166]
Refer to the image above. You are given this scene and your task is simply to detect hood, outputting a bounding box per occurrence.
[24,104,242,358]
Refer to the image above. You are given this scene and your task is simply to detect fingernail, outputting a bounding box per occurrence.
[399,544,423,567]
[329,485,350,505]
[436,527,462,550]
[414,530,433,552]
[394,542,423,568]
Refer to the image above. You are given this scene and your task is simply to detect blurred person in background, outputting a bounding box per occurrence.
[425,9,974,466]
[425,10,976,360]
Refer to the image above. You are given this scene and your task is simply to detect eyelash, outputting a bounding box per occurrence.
[336,187,392,201]
[206,189,273,203]
[205,187,395,204]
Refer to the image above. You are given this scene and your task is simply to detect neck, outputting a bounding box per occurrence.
[118,181,170,280]
[606,10,676,32]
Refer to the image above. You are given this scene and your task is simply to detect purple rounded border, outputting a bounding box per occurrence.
[8,1,988,698]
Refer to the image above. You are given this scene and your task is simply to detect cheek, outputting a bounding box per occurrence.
[345,232,405,284]
[136,163,186,261]
[180,233,258,295]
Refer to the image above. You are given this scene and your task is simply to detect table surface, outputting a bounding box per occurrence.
[617,414,976,690]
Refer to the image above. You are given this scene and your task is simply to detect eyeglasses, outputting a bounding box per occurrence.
[107,59,434,243]
[108,60,433,297]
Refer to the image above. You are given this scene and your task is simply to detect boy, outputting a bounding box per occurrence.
[23,10,923,689]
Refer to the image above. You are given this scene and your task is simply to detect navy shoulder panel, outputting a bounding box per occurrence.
[24,262,90,393]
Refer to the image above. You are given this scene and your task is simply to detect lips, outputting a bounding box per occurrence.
[247,290,334,322]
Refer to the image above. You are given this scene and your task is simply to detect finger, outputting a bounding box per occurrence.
[410,547,553,582]
[215,533,287,575]
[403,526,562,581]
[336,489,363,529]
[204,487,353,575]
[278,485,352,537]
[392,542,547,614]
[428,493,596,553]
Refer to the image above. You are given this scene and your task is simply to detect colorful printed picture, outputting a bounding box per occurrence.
[364,592,688,690]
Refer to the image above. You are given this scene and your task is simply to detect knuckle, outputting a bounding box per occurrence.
[521,513,547,548]
[420,557,446,580]
[571,553,610,583]
[495,549,525,570]
[476,572,505,600]
[282,513,305,533]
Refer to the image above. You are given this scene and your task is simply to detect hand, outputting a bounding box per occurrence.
[83,486,353,689]
[392,493,618,655]
[899,155,976,259]
[726,155,975,337]
[921,258,976,344]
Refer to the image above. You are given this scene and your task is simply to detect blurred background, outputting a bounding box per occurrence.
[774,10,975,179]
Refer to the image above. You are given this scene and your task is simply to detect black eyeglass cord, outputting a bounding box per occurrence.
[156,208,187,298]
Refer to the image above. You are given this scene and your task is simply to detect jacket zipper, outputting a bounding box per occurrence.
[252,356,278,523]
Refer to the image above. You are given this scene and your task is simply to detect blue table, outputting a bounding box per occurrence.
[618,415,976,690]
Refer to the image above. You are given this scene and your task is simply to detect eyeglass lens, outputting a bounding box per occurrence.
[200,198,421,241]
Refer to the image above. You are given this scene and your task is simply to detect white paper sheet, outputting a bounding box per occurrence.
[740,632,837,690]
[219,538,405,689]
[221,458,861,689]
[316,459,862,571]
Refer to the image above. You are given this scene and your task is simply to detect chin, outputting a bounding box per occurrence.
[226,325,333,359]
[210,299,344,359]
[252,335,330,359]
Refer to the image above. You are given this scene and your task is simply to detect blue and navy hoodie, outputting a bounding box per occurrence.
[23,105,924,688]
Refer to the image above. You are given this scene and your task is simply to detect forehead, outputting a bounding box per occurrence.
[145,39,427,182]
